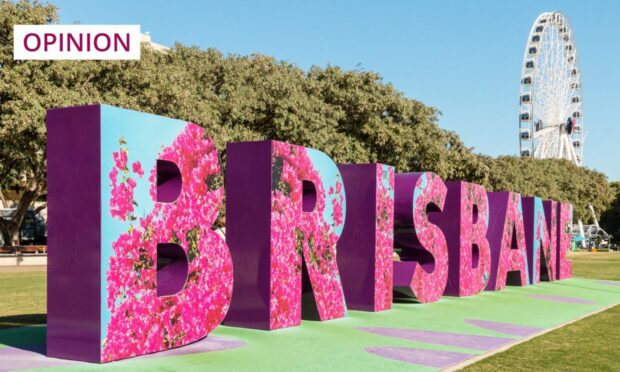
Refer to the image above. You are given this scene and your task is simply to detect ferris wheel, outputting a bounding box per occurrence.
[519,11,584,166]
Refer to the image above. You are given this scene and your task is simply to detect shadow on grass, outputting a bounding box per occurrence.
[0,314,46,355]
[392,297,421,304]
[0,313,46,329]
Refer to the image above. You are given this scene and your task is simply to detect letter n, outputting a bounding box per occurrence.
[523,197,555,284]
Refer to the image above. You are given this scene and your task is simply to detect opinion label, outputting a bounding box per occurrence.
[14,25,140,60]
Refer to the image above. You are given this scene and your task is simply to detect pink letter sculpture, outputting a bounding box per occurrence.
[486,192,529,290]
[435,182,491,297]
[225,140,347,330]
[393,172,449,303]
[557,202,574,279]
[523,196,555,284]
[47,105,232,363]
[337,164,395,311]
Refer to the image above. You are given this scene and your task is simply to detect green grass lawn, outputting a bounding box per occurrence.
[0,267,46,328]
[571,252,620,280]
[464,252,620,371]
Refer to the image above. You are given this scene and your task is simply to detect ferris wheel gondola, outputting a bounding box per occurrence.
[518,11,584,165]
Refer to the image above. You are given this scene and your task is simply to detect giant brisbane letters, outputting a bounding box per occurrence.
[47,105,574,363]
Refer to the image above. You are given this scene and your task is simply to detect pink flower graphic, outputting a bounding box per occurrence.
[409,173,449,303]
[109,146,138,221]
[458,182,491,297]
[269,142,346,329]
[132,161,144,178]
[113,149,128,170]
[373,165,394,311]
[557,203,573,279]
[492,192,529,290]
[103,124,232,362]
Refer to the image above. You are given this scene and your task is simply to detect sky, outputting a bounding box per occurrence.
[52,0,620,180]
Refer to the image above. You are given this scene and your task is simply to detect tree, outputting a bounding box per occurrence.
[482,156,614,222]
[0,0,59,245]
[600,182,620,242]
[0,1,106,244]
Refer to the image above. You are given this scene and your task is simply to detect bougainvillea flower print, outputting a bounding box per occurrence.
[557,203,573,280]
[458,182,491,296]
[374,165,395,311]
[270,141,347,329]
[439,182,491,297]
[103,123,233,362]
[109,142,136,221]
[336,164,394,312]
[523,197,554,284]
[393,172,448,303]
[486,192,529,291]
[541,200,558,281]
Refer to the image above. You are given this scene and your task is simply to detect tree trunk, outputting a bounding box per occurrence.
[0,188,7,208]
[0,189,37,247]
[0,219,18,246]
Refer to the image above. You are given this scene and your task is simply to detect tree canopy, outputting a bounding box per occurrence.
[482,156,614,222]
[600,182,620,242]
[0,0,614,244]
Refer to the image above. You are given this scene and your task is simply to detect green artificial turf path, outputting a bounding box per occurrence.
[2,275,620,371]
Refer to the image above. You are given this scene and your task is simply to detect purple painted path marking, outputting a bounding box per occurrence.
[147,336,245,358]
[465,319,543,337]
[597,280,620,287]
[528,294,596,305]
[358,327,512,350]
[0,336,245,371]
[366,347,473,368]
[0,346,82,372]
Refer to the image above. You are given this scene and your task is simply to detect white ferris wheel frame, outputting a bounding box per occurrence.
[519,11,584,166]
